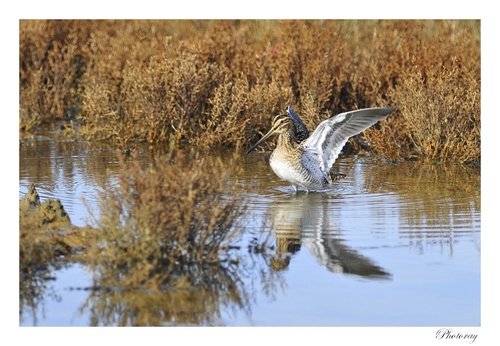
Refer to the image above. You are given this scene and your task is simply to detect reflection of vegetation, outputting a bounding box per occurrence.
[365,160,480,212]
[79,241,284,326]
[86,149,246,289]
[80,264,249,326]
[78,230,283,326]
[20,20,480,162]
[19,269,59,326]
[19,143,284,326]
[76,149,283,325]
[19,184,92,324]
[363,160,480,250]
[19,137,480,325]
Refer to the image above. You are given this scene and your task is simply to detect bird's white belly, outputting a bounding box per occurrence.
[270,160,300,183]
[270,157,322,190]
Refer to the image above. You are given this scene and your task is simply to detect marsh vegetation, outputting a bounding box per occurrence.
[19,20,480,326]
[19,141,480,326]
[20,20,480,162]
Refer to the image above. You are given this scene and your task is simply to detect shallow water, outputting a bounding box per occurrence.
[19,137,480,326]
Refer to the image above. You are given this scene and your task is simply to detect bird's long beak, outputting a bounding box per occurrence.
[245,126,278,155]
[246,112,288,155]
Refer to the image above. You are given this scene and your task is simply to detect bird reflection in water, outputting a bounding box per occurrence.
[269,193,390,279]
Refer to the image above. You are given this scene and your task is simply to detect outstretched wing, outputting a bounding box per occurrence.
[286,106,310,143]
[303,107,394,174]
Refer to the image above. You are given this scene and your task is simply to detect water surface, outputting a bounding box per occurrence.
[19,137,480,326]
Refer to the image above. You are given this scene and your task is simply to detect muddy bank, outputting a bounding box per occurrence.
[20,184,94,271]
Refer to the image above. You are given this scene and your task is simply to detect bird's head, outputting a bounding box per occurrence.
[245,113,290,155]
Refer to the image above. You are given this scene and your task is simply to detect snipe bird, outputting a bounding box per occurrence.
[246,106,394,192]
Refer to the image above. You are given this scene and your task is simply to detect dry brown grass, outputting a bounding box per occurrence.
[85,148,246,290]
[19,152,278,325]
[364,21,480,163]
[20,184,93,271]
[19,20,480,163]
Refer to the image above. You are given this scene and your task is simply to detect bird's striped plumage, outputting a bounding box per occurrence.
[246,106,394,192]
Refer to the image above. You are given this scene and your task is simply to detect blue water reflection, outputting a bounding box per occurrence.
[19,138,480,326]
